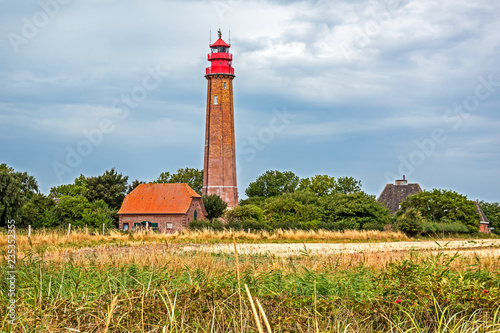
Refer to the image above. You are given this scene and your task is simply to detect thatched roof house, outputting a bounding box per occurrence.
[377,176,422,215]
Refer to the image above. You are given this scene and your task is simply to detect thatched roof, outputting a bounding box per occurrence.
[377,176,422,215]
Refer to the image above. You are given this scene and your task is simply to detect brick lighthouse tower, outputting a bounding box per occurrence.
[202,30,238,208]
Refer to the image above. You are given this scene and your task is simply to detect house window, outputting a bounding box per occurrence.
[214,95,218,104]
[167,223,173,229]
[223,82,227,89]
[123,223,129,230]
[194,210,198,221]
[133,221,158,231]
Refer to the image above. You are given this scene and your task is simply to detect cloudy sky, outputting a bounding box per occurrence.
[1,0,499,202]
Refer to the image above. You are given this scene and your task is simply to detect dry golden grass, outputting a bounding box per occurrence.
[26,238,500,273]
[0,227,409,251]
[2,228,499,273]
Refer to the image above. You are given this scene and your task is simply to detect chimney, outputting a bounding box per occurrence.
[395,175,408,185]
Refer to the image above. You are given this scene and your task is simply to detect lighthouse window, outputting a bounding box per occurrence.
[214,95,218,104]
[223,82,227,89]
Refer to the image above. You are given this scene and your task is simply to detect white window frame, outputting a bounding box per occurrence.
[166,222,173,229]
[214,95,218,104]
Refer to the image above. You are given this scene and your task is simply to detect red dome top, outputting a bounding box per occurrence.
[210,38,230,48]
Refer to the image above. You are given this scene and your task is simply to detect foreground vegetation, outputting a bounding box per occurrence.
[1,230,500,332]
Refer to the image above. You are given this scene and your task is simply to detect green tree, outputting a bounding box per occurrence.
[0,164,14,173]
[298,175,337,196]
[226,204,265,223]
[50,174,87,197]
[398,189,479,233]
[478,200,500,235]
[0,171,23,227]
[202,194,227,221]
[85,168,129,211]
[127,179,145,194]
[335,176,362,194]
[54,196,114,228]
[19,193,57,228]
[394,208,424,236]
[263,193,321,224]
[0,164,39,227]
[319,192,391,230]
[155,168,203,194]
[245,170,299,198]
[0,163,38,198]
[239,196,266,207]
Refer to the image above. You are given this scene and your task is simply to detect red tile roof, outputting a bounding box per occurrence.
[118,183,201,215]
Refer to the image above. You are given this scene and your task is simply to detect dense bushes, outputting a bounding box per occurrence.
[191,185,492,236]
[394,189,484,235]
[419,221,470,234]
[189,219,271,232]
[191,190,392,232]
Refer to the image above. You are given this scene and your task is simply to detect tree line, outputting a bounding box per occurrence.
[1,164,499,235]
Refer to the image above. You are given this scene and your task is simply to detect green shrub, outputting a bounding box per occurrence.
[319,219,361,231]
[319,192,392,229]
[394,208,424,236]
[189,219,224,231]
[227,220,272,231]
[362,222,385,231]
[238,196,265,207]
[225,204,265,223]
[301,220,321,230]
[54,196,114,228]
[399,189,480,233]
[202,194,227,221]
[419,221,470,234]
[264,194,320,224]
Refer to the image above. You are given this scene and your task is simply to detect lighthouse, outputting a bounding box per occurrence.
[202,30,238,208]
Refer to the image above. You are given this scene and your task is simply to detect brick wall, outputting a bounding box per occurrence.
[119,214,187,233]
[203,74,239,208]
[186,197,208,222]
[479,223,490,233]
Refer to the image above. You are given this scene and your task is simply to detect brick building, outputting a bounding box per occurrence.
[117,183,207,233]
[202,30,239,208]
[474,201,491,233]
[377,176,423,215]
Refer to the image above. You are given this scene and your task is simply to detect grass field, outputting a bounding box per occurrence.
[1,229,500,332]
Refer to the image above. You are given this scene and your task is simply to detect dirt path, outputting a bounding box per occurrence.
[181,239,500,256]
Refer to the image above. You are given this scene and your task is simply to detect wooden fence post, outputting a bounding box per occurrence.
[67,224,71,238]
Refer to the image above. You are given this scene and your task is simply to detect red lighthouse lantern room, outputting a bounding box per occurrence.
[206,30,234,75]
